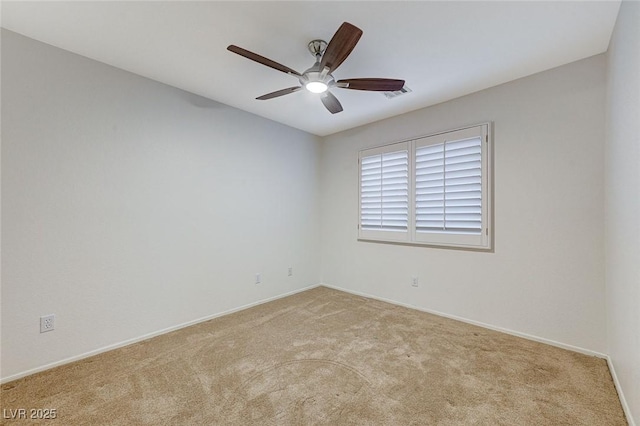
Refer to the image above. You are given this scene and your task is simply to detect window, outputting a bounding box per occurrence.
[359,124,492,250]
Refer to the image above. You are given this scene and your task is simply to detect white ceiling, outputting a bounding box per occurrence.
[1,1,621,136]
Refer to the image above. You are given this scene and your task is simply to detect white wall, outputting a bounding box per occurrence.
[320,55,607,354]
[605,2,640,424]
[1,30,321,380]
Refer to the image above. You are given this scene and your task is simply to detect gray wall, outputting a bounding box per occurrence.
[605,1,640,423]
[1,30,322,380]
[320,55,607,354]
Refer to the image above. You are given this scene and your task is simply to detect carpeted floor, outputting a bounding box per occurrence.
[1,286,626,425]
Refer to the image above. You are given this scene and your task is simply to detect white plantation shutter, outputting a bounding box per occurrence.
[359,143,409,241]
[358,124,491,249]
[415,136,482,234]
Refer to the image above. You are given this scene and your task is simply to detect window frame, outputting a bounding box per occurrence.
[358,123,493,251]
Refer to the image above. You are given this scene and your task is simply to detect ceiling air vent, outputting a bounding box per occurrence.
[383,85,412,99]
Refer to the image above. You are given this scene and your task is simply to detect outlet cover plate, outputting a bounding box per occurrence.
[40,314,55,333]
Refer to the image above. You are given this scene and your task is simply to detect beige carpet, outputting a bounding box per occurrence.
[1,287,626,425]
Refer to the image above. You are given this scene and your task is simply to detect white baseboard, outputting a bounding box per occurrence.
[606,356,637,426]
[1,283,321,384]
[320,283,607,358]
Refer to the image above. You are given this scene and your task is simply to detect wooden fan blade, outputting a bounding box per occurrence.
[336,78,405,91]
[319,22,363,73]
[227,45,301,76]
[321,91,343,114]
[256,86,302,100]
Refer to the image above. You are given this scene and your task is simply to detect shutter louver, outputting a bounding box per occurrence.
[416,137,482,234]
[360,150,408,231]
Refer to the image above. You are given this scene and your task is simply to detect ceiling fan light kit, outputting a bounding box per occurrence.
[305,81,328,94]
[227,22,405,114]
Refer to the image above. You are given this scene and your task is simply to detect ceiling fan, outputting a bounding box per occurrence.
[227,22,405,114]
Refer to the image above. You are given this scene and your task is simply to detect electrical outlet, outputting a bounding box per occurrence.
[255,273,261,285]
[40,314,55,333]
[411,276,419,287]
[288,267,293,277]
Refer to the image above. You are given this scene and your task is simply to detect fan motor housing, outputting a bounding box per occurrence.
[299,60,335,91]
